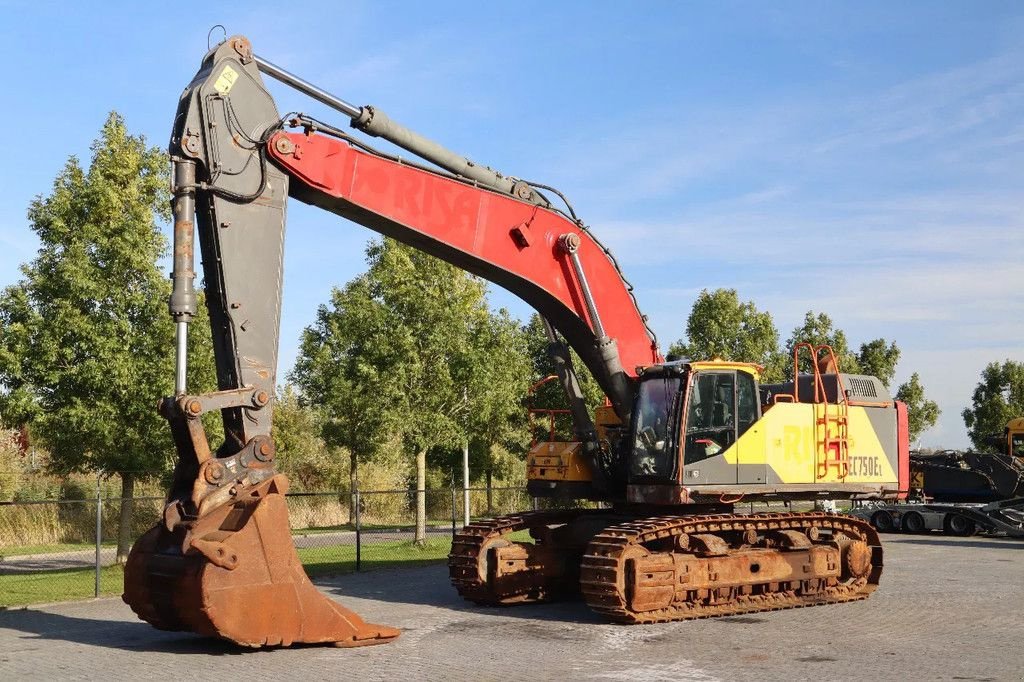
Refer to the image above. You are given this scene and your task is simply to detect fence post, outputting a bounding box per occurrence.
[450,486,457,539]
[463,442,470,527]
[354,485,362,572]
[94,474,102,598]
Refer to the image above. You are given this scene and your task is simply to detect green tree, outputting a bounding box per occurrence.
[785,313,900,385]
[670,288,785,382]
[856,339,901,388]
[271,385,347,492]
[294,238,530,543]
[462,308,532,479]
[895,373,940,442]
[292,275,404,505]
[962,360,1024,450]
[0,113,215,561]
[785,311,861,376]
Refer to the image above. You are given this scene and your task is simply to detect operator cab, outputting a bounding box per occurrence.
[628,359,762,492]
[1008,418,1024,459]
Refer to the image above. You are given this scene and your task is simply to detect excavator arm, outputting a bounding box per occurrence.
[124,35,659,648]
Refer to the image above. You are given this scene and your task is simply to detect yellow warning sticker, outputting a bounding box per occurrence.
[214,65,239,95]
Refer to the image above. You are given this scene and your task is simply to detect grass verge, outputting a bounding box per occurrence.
[0,541,117,557]
[0,564,125,608]
[0,536,468,608]
[299,537,454,576]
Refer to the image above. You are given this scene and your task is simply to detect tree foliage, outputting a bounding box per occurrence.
[856,339,901,388]
[271,385,347,492]
[785,311,860,376]
[962,360,1024,450]
[462,308,533,466]
[0,113,172,476]
[895,373,940,442]
[0,113,216,558]
[669,289,785,382]
[292,273,404,491]
[784,312,900,387]
[292,238,531,541]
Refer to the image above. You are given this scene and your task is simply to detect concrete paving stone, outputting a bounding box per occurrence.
[0,533,1022,681]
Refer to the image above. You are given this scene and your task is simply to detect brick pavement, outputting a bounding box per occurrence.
[1,533,1021,681]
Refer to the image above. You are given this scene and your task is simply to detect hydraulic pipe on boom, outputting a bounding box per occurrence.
[254,47,644,421]
[254,54,548,206]
[169,159,197,395]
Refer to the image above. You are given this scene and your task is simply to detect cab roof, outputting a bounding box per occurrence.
[637,357,761,379]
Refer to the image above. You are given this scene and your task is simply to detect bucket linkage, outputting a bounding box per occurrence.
[123,395,399,648]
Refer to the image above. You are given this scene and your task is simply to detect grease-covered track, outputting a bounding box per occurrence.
[579,512,882,623]
[449,510,884,623]
[449,510,594,604]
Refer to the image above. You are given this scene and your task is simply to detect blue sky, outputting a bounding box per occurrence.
[1,2,1021,447]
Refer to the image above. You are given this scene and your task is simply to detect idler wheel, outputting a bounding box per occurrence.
[843,539,872,580]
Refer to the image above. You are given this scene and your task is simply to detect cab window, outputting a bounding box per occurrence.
[737,371,758,437]
[684,372,736,464]
[629,376,682,480]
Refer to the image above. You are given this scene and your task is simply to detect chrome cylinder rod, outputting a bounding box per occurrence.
[169,159,197,396]
[254,55,362,119]
[175,323,188,395]
[560,233,606,339]
[254,53,544,205]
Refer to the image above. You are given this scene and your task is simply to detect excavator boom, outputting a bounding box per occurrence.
[124,35,659,648]
[126,34,902,647]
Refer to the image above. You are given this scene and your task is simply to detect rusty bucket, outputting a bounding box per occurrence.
[123,475,399,648]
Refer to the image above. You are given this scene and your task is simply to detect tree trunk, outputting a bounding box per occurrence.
[116,473,135,564]
[415,447,426,545]
[349,449,358,525]
[486,468,493,516]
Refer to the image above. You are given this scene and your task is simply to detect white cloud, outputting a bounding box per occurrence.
[535,46,1024,449]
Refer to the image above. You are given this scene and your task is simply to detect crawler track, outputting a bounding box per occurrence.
[448,510,590,604]
[449,510,883,623]
[580,512,882,623]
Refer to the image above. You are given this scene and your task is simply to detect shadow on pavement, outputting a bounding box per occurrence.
[0,606,244,655]
[0,562,606,654]
[315,563,608,625]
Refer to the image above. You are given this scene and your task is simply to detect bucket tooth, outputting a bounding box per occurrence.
[123,475,399,648]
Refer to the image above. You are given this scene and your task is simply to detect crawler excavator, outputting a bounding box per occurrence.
[123,35,910,648]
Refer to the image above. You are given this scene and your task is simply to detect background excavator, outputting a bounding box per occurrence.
[123,35,910,648]
[909,418,1024,503]
[853,419,1024,537]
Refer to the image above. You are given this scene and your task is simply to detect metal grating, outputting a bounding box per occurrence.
[848,377,878,398]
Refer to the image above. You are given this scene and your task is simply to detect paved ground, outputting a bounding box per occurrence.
[1,533,1021,681]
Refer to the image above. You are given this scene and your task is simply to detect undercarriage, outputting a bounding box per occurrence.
[449,509,881,622]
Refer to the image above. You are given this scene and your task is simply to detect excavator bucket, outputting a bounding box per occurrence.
[123,475,399,648]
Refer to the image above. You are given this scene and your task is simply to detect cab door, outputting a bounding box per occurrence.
[682,370,738,485]
[735,371,766,484]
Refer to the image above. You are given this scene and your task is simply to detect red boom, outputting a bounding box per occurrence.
[267,130,661,388]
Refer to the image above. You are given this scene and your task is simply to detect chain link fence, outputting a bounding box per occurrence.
[0,485,842,609]
[0,485,540,608]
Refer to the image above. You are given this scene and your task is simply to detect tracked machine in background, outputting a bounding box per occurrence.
[910,418,1024,503]
[855,419,1024,537]
[123,35,910,647]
